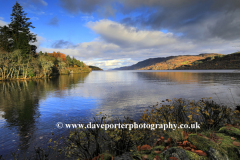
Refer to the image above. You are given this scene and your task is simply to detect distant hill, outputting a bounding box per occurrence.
[175,52,240,70]
[88,65,103,71]
[112,57,175,70]
[112,53,222,70]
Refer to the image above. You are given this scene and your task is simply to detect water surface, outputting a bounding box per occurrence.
[0,70,240,157]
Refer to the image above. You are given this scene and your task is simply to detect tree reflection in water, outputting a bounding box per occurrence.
[0,73,90,157]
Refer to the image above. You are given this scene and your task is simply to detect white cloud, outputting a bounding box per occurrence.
[86,58,136,69]
[38,40,120,59]
[37,19,240,70]
[0,19,8,26]
[32,36,46,48]
[87,19,178,48]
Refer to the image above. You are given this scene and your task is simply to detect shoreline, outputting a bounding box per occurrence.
[0,71,91,81]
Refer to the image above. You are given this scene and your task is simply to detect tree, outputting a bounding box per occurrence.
[0,26,12,52]
[57,57,66,74]
[39,56,54,77]
[38,51,44,56]
[72,57,83,67]
[66,55,73,67]
[6,2,37,57]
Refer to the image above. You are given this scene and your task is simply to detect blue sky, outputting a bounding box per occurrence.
[1,0,240,70]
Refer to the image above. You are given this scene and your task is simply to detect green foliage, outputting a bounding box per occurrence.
[0,2,37,57]
[57,57,66,72]
[28,68,34,77]
[231,51,240,55]
[38,51,44,56]
[140,98,240,133]
[65,55,72,67]
[0,2,90,81]
[72,57,84,67]
[43,54,56,64]
[178,52,240,70]
[65,116,107,159]
[193,61,203,65]
[217,55,225,58]
[64,55,85,68]
[0,26,12,52]
[104,120,137,155]
[0,49,21,79]
[211,56,215,60]
[89,65,103,70]
[39,56,54,77]
[63,113,161,159]
[56,98,240,159]
[2,97,240,159]
[0,49,91,80]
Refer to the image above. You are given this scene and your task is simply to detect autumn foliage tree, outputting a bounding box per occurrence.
[0,2,90,80]
[48,51,66,61]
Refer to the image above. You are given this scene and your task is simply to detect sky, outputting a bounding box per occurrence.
[0,0,240,70]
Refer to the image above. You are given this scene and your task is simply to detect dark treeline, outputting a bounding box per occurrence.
[0,2,90,81]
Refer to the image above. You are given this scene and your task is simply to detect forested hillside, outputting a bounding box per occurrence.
[113,52,240,70]
[113,57,176,70]
[138,53,221,70]
[0,49,91,80]
[175,52,240,70]
[113,53,222,70]
[0,2,91,81]
[88,66,103,70]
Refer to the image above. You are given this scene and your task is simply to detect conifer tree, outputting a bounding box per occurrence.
[0,25,12,52]
[0,2,37,57]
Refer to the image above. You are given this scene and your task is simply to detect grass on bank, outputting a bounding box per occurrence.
[1,98,240,160]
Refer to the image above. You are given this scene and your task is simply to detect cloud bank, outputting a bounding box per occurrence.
[3,0,240,70]
[39,18,240,70]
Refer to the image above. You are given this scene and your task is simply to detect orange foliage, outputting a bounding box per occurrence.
[193,150,207,156]
[47,51,66,61]
[137,144,152,151]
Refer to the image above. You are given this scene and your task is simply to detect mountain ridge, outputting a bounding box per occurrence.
[112,53,222,70]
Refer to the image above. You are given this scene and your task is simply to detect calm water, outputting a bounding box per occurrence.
[0,70,240,157]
